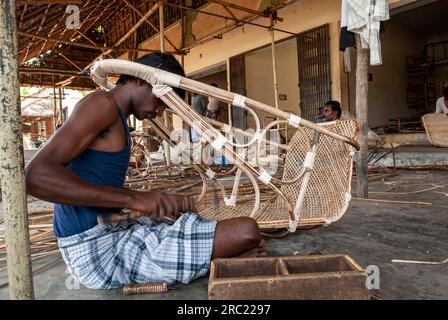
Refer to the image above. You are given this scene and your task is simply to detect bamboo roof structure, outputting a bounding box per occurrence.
[17,0,296,90]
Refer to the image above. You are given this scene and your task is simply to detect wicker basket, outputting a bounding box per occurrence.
[422,113,448,147]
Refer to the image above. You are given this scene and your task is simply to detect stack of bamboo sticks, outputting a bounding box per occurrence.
[0,208,59,273]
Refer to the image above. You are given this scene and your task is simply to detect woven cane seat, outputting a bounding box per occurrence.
[197,120,359,229]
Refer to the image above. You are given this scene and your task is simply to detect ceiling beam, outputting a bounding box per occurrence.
[58,53,83,71]
[21,4,52,65]
[19,31,167,53]
[207,0,283,22]
[221,4,238,20]
[122,0,181,52]
[31,1,94,60]
[18,0,82,5]
[19,67,86,77]
[164,2,295,36]
[18,5,28,29]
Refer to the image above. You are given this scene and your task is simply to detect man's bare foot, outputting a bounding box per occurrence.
[237,239,268,257]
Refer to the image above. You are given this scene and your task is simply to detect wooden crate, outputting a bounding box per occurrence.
[208,254,370,300]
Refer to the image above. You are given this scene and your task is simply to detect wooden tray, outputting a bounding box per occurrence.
[208,254,370,300]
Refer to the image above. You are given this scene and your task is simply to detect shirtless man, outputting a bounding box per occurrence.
[25,52,267,290]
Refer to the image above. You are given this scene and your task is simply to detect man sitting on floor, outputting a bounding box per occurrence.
[25,52,267,290]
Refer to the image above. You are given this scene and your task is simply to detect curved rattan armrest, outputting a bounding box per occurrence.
[347,138,360,150]
[91,59,362,150]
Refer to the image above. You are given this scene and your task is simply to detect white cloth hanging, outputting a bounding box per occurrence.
[346,0,389,66]
[341,0,350,28]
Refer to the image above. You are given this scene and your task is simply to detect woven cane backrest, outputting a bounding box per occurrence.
[280,120,359,223]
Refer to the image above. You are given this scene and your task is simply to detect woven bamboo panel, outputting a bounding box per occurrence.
[422,113,448,147]
[197,120,359,229]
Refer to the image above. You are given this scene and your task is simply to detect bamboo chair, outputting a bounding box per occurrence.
[422,113,448,148]
[90,59,360,232]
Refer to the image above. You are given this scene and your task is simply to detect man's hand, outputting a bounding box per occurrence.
[132,190,196,222]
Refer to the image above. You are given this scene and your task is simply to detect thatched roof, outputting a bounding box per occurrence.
[17,0,294,90]
[21,87,84,117]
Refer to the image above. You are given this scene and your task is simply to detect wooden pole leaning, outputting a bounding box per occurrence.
[0,0,35,300]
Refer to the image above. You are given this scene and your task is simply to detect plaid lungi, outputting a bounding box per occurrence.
[58,213,217,289]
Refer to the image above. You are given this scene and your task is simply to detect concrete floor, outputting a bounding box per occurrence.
[0,169,447,300]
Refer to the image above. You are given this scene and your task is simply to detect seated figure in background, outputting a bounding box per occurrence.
[435,86,448,114]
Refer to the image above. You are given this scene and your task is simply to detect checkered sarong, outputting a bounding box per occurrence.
[58,213,217,289]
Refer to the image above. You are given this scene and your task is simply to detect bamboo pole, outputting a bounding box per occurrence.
[355,35,369,198]
[58,86,63,124]
[74,29,108,50]
[270,13,280,113]
[159,1,165,53]
[52,86,58,129]
[159,0,171,173]
[207,0,283,21]
[58,53,83,71]
[18,31,116,52]
[19,67,86,77]
[0,0,35,300]
[18,0,82,4]
[122,0,180,53]
[164,2,294,36]
[226,58,233,127]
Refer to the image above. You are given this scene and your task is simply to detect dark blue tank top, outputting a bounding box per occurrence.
[53,105,131,238]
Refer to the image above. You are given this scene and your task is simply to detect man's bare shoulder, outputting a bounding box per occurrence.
[68,90,119,124]
[74,90,116,111]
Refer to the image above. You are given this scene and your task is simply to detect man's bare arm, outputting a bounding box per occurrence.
[25,92,185,219]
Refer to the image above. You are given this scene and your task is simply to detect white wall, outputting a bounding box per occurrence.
[184,0,343,103]
[133,0,419,128]
[245,38,300,128]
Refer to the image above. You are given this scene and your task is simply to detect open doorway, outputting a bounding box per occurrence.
[343,0,448,130]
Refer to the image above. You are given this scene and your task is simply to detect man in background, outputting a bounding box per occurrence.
[316,100,342,122]
[205,83,220,120]
[435,86,448,114]
[190,92,206,142]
